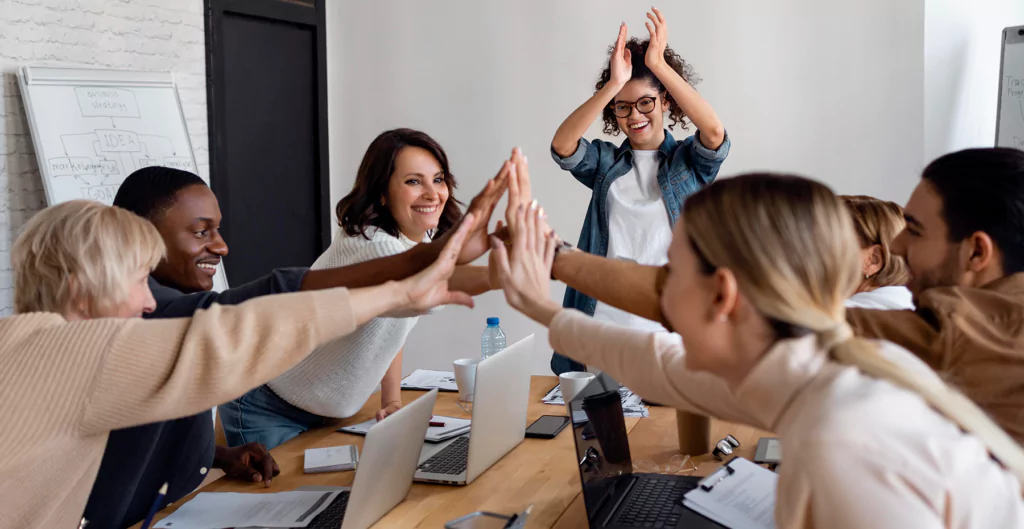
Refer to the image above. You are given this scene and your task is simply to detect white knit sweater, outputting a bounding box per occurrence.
[267,227,425,418]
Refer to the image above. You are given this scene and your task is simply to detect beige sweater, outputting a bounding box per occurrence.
[0,288,356,529]
[550,309,1024,529]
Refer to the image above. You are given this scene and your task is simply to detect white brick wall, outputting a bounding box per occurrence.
[0,0,208,315]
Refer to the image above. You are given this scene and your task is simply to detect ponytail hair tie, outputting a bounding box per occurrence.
[819,322,854,350]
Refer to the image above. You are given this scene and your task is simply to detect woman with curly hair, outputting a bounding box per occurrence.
[549,8,730,374]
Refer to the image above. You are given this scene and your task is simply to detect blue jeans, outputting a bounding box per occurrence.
[220,385,333,450]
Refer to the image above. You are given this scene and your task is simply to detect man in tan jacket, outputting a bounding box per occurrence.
[537,147,1024,444]
[845,148,1024,445]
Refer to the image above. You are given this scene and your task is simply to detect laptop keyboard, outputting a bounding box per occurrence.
[301,490,350,529]
[613,477,694,528]
[418,436,470,475]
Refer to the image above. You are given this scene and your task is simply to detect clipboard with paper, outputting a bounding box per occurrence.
[682,457,778,529]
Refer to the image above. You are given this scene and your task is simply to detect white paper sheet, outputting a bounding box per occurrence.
[682,458,777,529]
[401,369,459,391]
[543,384,649,418]
[338,415,470,443]
[153,490,340,529]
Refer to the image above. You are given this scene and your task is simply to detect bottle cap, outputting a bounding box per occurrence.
[487,317,500,325]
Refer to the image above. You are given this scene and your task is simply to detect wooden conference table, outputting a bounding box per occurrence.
[135,376,769,529]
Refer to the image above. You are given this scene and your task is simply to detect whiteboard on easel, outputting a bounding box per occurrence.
[997,26,1024,150]
[17,66,228,292]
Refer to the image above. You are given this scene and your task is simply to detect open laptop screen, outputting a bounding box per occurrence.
[569,372,636,523]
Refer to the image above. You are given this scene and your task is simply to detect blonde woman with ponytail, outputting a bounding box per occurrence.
[491,170,1024,528]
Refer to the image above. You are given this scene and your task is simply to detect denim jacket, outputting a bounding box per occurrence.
[550,130,730,374]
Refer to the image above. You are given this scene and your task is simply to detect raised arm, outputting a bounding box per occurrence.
[448,265,494,296]
[548,310,761,428]
[75,214,478,433]
[490,195,759,427]
[499,147,667,324]
[301,164,508,291]
[551,23,632,158]
[553,249,667,326]
[645,8,725,150]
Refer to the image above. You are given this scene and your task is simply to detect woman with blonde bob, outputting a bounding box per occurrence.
[0,200,475,528]
[492,171,1024,528]
[841,195,914,310]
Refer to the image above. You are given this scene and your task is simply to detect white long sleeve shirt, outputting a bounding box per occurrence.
[268,227,424,418]
[549,309,1024,529]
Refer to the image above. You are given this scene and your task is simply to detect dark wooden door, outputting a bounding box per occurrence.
[206,0,329,285]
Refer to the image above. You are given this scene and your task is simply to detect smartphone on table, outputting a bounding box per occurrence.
[525,415,571,439]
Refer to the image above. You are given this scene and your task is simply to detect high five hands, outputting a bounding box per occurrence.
[405,146,561,324]
[488,148,564,326]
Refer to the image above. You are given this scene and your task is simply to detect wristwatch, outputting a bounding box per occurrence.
[551,237,574,280]
[553,237,575,257]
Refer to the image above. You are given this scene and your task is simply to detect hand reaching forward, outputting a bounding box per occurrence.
[387,213,478,318]
[490,203,562,327]
[429,161,510,265]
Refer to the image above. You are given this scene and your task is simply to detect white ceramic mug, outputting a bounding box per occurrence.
[453,358,481,402]
[559,371,596,405]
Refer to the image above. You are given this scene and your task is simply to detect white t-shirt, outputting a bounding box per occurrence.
[845,286,915,311]
[592,150,671,334]
[268,226,427,418]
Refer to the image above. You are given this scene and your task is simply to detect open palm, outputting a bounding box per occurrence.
[389,213,478,317]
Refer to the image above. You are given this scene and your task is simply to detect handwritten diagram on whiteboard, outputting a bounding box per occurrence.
[18,67,200,206]
[18,67,227,291]
[997,26,1024,150]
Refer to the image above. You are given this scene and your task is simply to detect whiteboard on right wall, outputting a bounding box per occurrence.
[997,25,1024,149]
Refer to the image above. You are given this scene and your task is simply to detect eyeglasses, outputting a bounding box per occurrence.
[634,454,697,475]
[610,96,659,118]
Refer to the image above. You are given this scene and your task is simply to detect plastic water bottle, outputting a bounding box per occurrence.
[481,317,507,360]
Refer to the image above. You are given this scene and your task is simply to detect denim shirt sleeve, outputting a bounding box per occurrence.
[148,267,309,318]
[682,130,731,186]
[550,137,616,190]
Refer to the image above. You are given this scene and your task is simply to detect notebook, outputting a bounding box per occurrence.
[339,416,471,443]
[682,457,778,529]
[304,445,360,474]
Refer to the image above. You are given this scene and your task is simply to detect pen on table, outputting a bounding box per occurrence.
[140,482,168,529]
[503,505,533,528]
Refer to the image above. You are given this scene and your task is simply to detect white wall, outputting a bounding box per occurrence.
[327,0,926,375]
[924,0,1024,160]
[0,0,207,315]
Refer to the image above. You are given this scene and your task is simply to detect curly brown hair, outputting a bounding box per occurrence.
[595,37,701,136]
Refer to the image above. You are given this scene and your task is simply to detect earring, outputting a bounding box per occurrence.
[718,314,727,323]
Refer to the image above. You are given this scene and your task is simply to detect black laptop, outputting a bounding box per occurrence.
[568,373,724,529]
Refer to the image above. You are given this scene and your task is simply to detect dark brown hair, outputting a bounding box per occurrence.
[336,128,463,240]
[922,148,1024,275]
[596,37,700,136]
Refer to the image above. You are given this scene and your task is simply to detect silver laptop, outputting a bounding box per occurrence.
[297,389,438,529]
[414,334,535,485]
